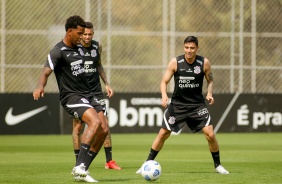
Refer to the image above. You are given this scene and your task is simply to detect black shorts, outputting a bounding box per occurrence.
[162,103,212,133]
[93,92,107,116]
[62,95,103,120]
[96,98,107,116]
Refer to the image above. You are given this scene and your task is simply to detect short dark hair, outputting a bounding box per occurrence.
[85,22,94,29]
[184,36,198,46]
[65,15,86,32]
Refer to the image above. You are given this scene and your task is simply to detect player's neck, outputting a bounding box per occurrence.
[185,55,196,64]
[63,38,75,48]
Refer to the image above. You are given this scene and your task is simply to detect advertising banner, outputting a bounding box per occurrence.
[1,93,281,134]
[211,93,282,133]
[0,93,60,134]
[63,93,282,133]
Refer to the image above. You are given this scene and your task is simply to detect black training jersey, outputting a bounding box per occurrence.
[171,54,205,105]
[44,41,92,103]
[77,40,103,97]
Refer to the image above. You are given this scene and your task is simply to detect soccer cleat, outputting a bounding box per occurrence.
[105,160,122,170]
[215,165,229,174]
[71,167,75,175]
[73,163,87,178]
[72,168,89,176]
[74,174,98,183]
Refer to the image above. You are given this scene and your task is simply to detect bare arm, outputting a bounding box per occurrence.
[160,58,177,108]
[204,58,214,105]
[97,44,114,98]
[33,67,52,100]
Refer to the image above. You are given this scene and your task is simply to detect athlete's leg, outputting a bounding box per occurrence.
[76,108,107,167]
[72,118,83,162]
[202,125,219,152]
[147,128,171,160]
[103,116,122,170]
[202,125,229,174]
[104,116,112,156]
[136,128,171,174]
[89,111,108,152]
[84,111,108,170]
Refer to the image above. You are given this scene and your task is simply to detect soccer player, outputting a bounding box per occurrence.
[72,22,121,170]
[33,15,108,182]
[136,36,229,174]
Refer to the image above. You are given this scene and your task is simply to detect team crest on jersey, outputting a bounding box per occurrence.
[194,66,201,74]
[91,49,97,57]
[168,116,176,125]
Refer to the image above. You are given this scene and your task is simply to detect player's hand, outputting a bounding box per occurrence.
[161,95,169,108]
[105,85,114,98]
[206,95,214,105]
[33,88,44,100]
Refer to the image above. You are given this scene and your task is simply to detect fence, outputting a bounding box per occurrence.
[0,0,281,94]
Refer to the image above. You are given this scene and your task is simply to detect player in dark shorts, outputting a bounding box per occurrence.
[136,36,229,174]
[33,15,107,182]
[71,22,121,171]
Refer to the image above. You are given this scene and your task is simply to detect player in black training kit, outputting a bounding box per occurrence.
[136,36,229,174]
[72,22,122,171]
[33,15,107,182]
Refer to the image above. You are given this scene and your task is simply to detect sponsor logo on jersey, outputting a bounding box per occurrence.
[71,60,83,66]
[84,61,97,73]
[178,76,199,89]
[85,61,93,65]
[179,76,195,80]
[197,108,208,116]
[187,68,193,72]
[71,60,84,76]
[73,52,79,56]
[84,52,91,56]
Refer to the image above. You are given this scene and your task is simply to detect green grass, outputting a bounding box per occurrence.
[0,133,282,184]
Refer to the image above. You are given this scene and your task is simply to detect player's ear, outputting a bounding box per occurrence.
[67,28,73,34]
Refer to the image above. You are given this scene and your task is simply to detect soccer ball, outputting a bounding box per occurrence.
[141,160,162,181]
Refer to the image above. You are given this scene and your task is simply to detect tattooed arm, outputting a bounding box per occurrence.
[204,58,214,105]
[97,44,114,98]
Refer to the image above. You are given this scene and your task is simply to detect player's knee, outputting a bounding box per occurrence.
[158,128,171,139]
[205,131,216,142]
[73,122,82,133]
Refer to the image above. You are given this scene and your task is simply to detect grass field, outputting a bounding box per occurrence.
[0,133,281,184]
